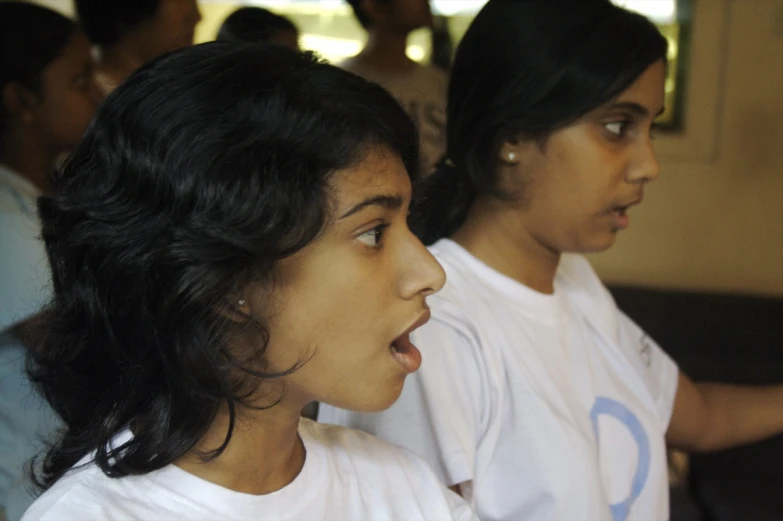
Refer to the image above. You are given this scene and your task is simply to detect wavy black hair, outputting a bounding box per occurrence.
[217,7,298,45]
[0,2,77,139]
[28,42,418,490]
[74,0,160,47]
[411,0,668,244]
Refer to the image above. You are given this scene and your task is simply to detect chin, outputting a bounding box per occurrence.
[327,377,405,414]
[578,233,618,254]
[361,384,406,413]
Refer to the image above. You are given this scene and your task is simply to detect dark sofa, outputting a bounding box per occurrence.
[608,285,783,521]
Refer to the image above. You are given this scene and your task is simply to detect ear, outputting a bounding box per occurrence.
[2,82,41,124]
[218,295,253,323]
[498,136,523,165]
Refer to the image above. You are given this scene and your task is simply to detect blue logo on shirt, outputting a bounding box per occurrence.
[590,397,651,521]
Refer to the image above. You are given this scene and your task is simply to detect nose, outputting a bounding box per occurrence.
[399,232,446,300]
[626,137,660,184]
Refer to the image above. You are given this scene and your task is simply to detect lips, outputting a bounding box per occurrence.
[402,309,431,338]
[608,195,643,231]
[611,207,630,230]
[389,309,431,373]
[615,194,644,211]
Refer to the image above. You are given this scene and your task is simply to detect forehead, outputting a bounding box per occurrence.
[46,32,92,72]
[612,60,666,112]
[329,147,412,210]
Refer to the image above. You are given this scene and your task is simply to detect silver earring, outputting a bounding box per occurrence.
[237,299,246,307]
[507,152,516,161]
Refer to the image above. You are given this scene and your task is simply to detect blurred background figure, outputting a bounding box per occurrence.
[428,14,453,72]
[74,0,202,93]
[0,3,101,520]
[217,6,300,50]
[343,0,446,178]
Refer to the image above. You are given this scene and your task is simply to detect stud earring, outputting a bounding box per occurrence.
[237,298,246,307]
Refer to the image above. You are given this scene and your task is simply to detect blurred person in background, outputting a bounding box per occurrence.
[0,3,101,520]
[217,6,300,51]
[74,0,201,93]
[344,0,446,177]
[429,15,453,72]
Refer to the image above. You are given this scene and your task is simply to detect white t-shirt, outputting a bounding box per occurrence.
[320,239,680,521]
[341,59,447,176]
[22,418,477,521]
[0,164,50,331]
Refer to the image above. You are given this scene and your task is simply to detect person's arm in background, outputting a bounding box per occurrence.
[613,308,783,453]
[0,209,56,521]
[666,372,783,452]
[0,210,51,336]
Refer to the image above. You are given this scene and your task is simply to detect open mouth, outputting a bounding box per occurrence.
[389,333,422,373]
[388,310,431,373]
[391,334,412,355]
[610,205,631,230]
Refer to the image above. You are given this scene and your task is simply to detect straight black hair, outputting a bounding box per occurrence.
[217,7,297,44]
[410,0,668,244]
[28,42,418,490]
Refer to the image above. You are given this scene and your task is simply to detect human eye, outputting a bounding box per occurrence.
[356,223,390,249]
[604,119,630,138]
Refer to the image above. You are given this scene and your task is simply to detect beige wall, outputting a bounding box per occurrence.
[590,0,783,296]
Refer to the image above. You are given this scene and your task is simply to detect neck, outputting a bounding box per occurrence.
[355,28,417,74]
[176,394,306,496]
[0,130,56,195]
[452,195,560,294]
[96,42,145,86]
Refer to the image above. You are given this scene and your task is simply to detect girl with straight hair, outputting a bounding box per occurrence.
[319,1,783,520]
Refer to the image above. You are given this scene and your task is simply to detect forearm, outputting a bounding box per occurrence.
[690,382,783,452]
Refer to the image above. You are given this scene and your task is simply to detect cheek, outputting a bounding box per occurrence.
[524,164,599,235]
[65,95,96,132]
[166,3,196,33]
[265,295,395,403]
[552,146,614,209]
[39,92,94,147]
[145,15,186,52]
[268,270,391,363]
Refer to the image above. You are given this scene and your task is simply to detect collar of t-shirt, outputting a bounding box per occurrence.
[101,419,328,520]
[433,238,567,324]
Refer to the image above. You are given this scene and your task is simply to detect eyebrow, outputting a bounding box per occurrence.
[607,101,665,118]
[339,194,404,219]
